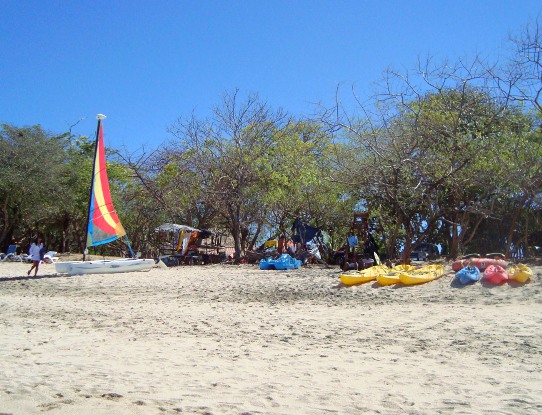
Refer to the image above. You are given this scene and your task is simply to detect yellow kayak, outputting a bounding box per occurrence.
[339,265,390,286]
[508,264,533,283]
[398,264,445,285]
[376,264,415,286]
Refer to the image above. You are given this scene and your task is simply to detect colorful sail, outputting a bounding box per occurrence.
[86,120,126,247]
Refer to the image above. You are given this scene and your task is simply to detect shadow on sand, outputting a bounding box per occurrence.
[0,273,67,283]
[449,278,475,289]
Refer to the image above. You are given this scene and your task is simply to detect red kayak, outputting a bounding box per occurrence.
[452,257,508,272]
[483,265,509,284]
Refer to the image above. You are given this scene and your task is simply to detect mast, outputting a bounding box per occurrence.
[83,114,106,261]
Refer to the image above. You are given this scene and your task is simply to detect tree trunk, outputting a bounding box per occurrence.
[227,203,243,259]
[504,194,529,257]
[401,216,413,264]
[0,199,16,250]
[248,223,261,251]
[522,214,530,258]
[448,209,471,259]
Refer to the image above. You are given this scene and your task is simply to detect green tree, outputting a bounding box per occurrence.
[326,57,528,261]
[258,121,354,247]
[167,90,289,258]
[0,124,69,250]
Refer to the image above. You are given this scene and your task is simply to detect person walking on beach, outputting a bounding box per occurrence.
[27,237,44,277]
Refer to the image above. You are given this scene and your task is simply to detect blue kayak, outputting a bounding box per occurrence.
[455,265,481,285]
[260,253,302,270]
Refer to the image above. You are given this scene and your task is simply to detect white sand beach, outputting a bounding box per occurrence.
[0,260,541,414]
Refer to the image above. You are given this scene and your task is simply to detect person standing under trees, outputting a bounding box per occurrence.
[27,237,44,277]
[277,234,286,254]
[364,232,379,261]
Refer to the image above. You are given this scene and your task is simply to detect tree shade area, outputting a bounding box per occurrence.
[1,19,541,262]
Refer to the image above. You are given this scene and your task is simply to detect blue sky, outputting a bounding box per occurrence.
[1,1,540,151]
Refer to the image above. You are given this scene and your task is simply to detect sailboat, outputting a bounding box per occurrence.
[55,114,155,275]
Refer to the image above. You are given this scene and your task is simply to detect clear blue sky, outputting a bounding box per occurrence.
[1,1,540,151]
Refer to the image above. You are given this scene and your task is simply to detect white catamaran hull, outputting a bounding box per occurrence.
[55,258,155,275]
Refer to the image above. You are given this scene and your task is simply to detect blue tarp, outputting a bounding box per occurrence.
[291,219,322,245]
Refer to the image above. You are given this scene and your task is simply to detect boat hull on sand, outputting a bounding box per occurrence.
[55,258,155,275]
[339,265,390,286]
[375,265,415,286]
[259,254,302,270]
[483,265,509,284]
[452,258,507,272]
[398,264,445,285]
[508,264,533,283]
[455,266,481,285]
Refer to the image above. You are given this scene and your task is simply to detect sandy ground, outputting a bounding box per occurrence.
[0,259,541,415]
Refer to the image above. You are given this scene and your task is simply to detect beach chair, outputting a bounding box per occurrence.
[1,244,18,262]
[42,251,59,264]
